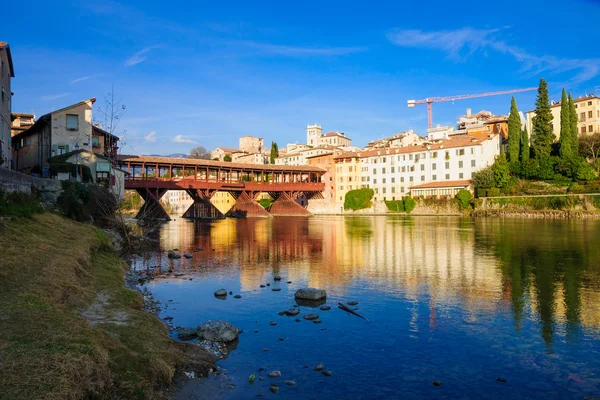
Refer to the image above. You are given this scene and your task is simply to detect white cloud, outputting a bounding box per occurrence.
[172,134,197,144]
[232,40,367,56]
[124,47,154,66]
[144,131,157,142]
[41,93,70,101]
[69,75,98,84]
[387,27,600,84]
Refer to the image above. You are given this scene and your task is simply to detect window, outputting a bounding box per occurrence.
[392,187,395,193]
[391,177,395,183]
[420,164,425,171]
[471,148,475,154]
[421,175,425,181]
[445,161,450,169]
[401,177,404,183]
[459,149,465,155]
[373,179,377,184]
[433,152,438,158]
[589,111,593,118]
[409,154,413,160]
[382,188,386,194]
[401,187,405,193]
[459,161,463,168]
[432,164,437,170]
[459,173,464,179]
[590,125,594,133]
[382,167,386,173]
[373,168,377,175]
[66,114,79,130]
[582,126,587,133]
[580,112,586,121]
[391,167,395,173]
[382,178,386,184]
[589,101,593,106]
[409,176,414,182]
[92,136,100,147]
[432,175,437,181]
[471,160,476,167]
[445,174,450,180]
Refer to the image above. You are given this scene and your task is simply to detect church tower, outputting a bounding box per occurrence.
[306,123,322,147]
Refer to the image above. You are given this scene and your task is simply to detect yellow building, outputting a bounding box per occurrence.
[525,94,600,141]
[211,191,235,214]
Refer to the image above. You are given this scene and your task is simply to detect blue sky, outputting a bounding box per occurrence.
[3,0,600,155]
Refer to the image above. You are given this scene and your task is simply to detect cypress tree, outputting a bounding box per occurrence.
[532,78,554,160]
[270,141,279,164]
[569,93,579,154]
[520,127,530,162]
[508,96,521,162]
[559,88,572,158]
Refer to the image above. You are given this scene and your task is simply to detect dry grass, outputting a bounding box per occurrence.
[0,213,213,400]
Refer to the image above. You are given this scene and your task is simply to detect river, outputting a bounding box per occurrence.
[132,216,600,399]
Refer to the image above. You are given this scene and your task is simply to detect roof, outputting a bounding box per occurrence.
[118,155,325,172]
[334,135,497,160]
[93,125,120,141]
[322,131,347,138]
[526,94,599,113]
[0,42,15,77]
[48,97,96,115]
[410,180,472,189]
[11,112,35,118]
[214,147,239,153]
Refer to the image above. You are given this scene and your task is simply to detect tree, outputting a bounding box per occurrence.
[492,155,511,188]
[94,84,126,159]
[188,146,210,159]
[223,154,232,162]
[270,142,279,164]
[569,93,579,153]
[579,133,600,173]
[520,127,530,162]
[508,97,521,162]
[472,166,495,189]
[559,88,572,158]
[532,79,554,160]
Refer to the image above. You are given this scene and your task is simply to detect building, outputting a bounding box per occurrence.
[275,147,335,166]
[210,147,238,161]
[92,125,119,160]
[318,132,351,147]
[306,124,323,147]
[366,130,424,149]
[525,94,600,141]
[334,134,501,204]
[12,98,97,174]
[307,153,336,205]
[0,42,14,169]
[239,136,264,154]
[232,152,268,164]
[162,190,194,214]
[10,112,35,137]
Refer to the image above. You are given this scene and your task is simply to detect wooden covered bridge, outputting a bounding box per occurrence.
[118,155,326,219]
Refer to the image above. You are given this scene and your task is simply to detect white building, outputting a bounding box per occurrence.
[334,134,501,202]
[275,147,336,166]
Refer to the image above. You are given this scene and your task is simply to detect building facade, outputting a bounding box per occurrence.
[526,94,600,141]
[318,132,351,147]
[334,134,501,204]
[232,152,268,164]
[210,147,238,161]
[0,42,14,169]
[239,136,264,154]
[10,112,34,137]
[306,124,323,147]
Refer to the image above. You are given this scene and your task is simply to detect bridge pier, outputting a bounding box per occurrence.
[268,192,311,216]
[135,188,170,220]
[226,191,272,218]
[182,189,225,219]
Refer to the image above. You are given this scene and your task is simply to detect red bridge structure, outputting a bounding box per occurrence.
[118,155,326,219]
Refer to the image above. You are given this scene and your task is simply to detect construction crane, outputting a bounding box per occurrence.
[407,87,537,129]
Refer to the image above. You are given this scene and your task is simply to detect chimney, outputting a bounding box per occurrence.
[467,108,472,117]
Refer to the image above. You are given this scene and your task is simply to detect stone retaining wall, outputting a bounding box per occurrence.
[0,167,62,202]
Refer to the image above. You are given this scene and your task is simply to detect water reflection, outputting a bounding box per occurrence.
[140,216,600,349]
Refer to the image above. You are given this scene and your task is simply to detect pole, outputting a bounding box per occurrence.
[427,101,433,129]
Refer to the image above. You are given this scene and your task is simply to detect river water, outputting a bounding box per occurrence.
[132,216,600,399]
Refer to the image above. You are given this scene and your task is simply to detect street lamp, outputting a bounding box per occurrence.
[74,143,80,181]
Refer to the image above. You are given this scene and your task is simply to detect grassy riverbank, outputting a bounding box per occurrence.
[0,213,213,400]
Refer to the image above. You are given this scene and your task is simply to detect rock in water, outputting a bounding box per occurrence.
[272,288,281,292]
[285,380,296,386]
[432,380,442,387]
[196,321,239,342]
[320,305,331,311]
[270,385,279,393]
[274,275,282,281]
[295,288,326,301]
[347,301,359,306]
[260,285,266,288]
[183,253,193,259]
[313,364,324,371]
[285,309,300,316]
[233,295,242,299]
[303,313,319,321]
[322,370,332,376]
[177,328,197,340]
[268,371,281,378]
[269,321,277,326]
[214,289,227,297]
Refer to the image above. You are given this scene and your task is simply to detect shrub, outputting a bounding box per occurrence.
[455,189,473,210]
[492,155,511,188]
[403,196,416,213]
[574,160,598,181]
[536,157,557,180]
[258,198,273,209]
[521,159,540,179]
[473,166,494,190]
[0,188,44,218]
[385,200,405,212]
[488,188,501,197]
[56,181,92,221]
[344,188,374,210]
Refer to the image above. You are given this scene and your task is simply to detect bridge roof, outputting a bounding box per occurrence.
[119,155,325,173]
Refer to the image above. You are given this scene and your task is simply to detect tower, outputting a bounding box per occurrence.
[306,123,322,147]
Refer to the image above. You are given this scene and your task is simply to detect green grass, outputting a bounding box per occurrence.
[0,213,213,400]
[0,189,45,218]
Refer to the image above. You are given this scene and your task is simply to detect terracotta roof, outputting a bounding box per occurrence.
[214,147,238,153]
[322,131,347,138]
[118,155,325,172]
[0,42,14,77]
[334,135,497,160]
[410,180,472,189]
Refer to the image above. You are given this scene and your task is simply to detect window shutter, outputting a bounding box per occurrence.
[52,144,58,156]
[65,145,70,153]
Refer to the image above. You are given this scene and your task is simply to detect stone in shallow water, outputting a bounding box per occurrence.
[496,377,507,383]
[347,301,359,306]
[303,313,319,321]
[233,295,242,299]
[432,380,442,387]
[260,285,266,288]
[196,321,239,342]
[295,318,301,322]
[285,380,296,386]
[270,321,277,326]
[183,253,193,259]
[320,305,331,311]
[270,385,279,393]
[272,288,281,292]
[285,309,300,316]
[268,371,281,378]
[295,288,326,301]
[313,320,322,324]
[314,364,324,371]
[177,328,197,340]
[322,370,332,376]
[274,275,282,281]
[214,289,227,297]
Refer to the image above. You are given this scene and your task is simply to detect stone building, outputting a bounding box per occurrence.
[0,42,14,169]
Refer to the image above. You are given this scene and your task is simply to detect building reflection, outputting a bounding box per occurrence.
[154,215,600,346]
